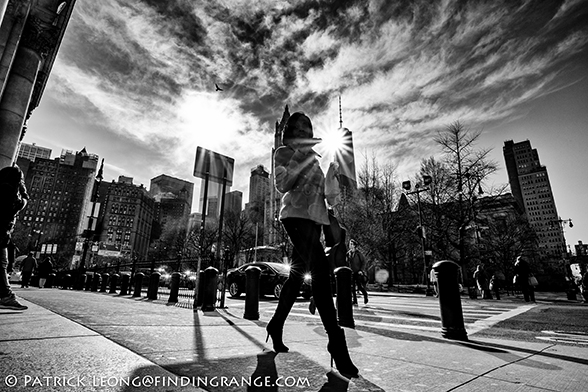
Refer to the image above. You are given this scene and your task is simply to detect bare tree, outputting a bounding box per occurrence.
[434,121,498,272]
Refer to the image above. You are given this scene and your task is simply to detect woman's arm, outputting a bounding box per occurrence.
[274,146,313,193]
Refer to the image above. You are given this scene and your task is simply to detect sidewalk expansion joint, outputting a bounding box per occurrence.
[445,343,558,392]
[0,334,99,343]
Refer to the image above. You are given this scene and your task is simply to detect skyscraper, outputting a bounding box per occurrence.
[334,127,357,192]
[503,140,566,258]
[249,165,270,205]
[335,96,357,192]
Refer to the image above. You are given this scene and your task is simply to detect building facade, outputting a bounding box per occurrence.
[15,148,98,267]
[17,141,51,161]
[150,174,194,232]
[225,190,243,216]
[503,140,566,258]
[94,176,155,262]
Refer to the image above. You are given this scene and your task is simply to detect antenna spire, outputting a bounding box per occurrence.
[338,95,343,129]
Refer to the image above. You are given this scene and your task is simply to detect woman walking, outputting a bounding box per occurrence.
[266,112,359,378]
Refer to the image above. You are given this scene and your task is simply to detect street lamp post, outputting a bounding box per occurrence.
[403,175,433,296]
[76,159,104,289]
[550,217,573,259]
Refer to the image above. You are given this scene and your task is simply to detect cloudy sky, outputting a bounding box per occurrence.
[26,0,588,247]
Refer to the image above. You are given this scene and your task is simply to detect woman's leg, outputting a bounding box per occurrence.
[270,243,305,326]
[282,219,338,333]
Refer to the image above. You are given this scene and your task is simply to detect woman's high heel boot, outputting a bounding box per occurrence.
[266,319,289,353]
[327,327,359,378]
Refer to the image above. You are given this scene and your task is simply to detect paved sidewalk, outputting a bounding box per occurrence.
[1,288,586,391]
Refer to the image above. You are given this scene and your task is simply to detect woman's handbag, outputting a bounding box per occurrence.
[528,275,539,287]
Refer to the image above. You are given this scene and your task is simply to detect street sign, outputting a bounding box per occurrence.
[193,146,234,185]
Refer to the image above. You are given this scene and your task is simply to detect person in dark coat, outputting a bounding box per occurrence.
[38,257,54,288]
[473,265,489,299]
[20,252,37,288]
[514,255,535,302]
[347,239,368,305]
[0,165,29,310]
[266,112,358,379]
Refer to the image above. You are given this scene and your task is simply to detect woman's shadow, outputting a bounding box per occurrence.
[248,349,350,392]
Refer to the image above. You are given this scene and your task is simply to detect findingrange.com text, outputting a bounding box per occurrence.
[4,374,311,388]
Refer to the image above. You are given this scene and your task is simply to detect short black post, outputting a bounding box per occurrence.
[84,273,93,291]
[91,273,101,292]
[75,274,86,291]
[168,272,181,303]
[147,272,160,300]
[201,267,219,312]
[433,260,468,341]
[109,273,119,294]
[133,272,144,297]
[334,266,355,329]
[119,274,129,295]
[61,274,71,290]
[244,266,261,320]
[100,273,109,292]
[46,273,55,289]
[196,270,205,308]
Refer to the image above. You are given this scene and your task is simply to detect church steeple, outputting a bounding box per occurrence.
[275,105,290,148]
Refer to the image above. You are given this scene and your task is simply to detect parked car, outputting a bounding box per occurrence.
[226,262,312,299]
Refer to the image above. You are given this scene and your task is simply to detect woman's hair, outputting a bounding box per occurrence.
[282,112,313,145]
[0,165,23,185]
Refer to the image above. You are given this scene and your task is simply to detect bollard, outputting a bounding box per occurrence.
[195,270,205,307]
[433,260,468,341]
[91,273,101,292]
[133,272,144,297]
[75,273,86,291]
[100,273,109,292]
[147,272,160,300]
[168,272,181,303]
[244,266,261,320]
[61,274,71,290]
[109,274,119,294]
[120,274,130,295]
[85,273,93,291]
[334,266,355,329]
[46,273,55,289]
[201,267,219,312]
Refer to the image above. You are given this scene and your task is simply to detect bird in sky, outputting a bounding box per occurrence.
[215,83,223,91]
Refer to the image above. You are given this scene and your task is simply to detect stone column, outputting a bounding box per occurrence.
[0,3,59,168]
[0,1,9,27]
[0,45,40,168]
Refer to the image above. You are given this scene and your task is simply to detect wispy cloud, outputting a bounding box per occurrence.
[37,0,588,201]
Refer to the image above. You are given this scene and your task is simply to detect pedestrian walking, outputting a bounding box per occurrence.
[579,265,588,303]
[514,255,535,302]
[266,112,358,378]
[489,272,503,300]
[473,265,490,299]
[430,268,438,297]
[0,165,29,310]
[20,251,37,288]
[38,257,54,288]
[347,239,368,305]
